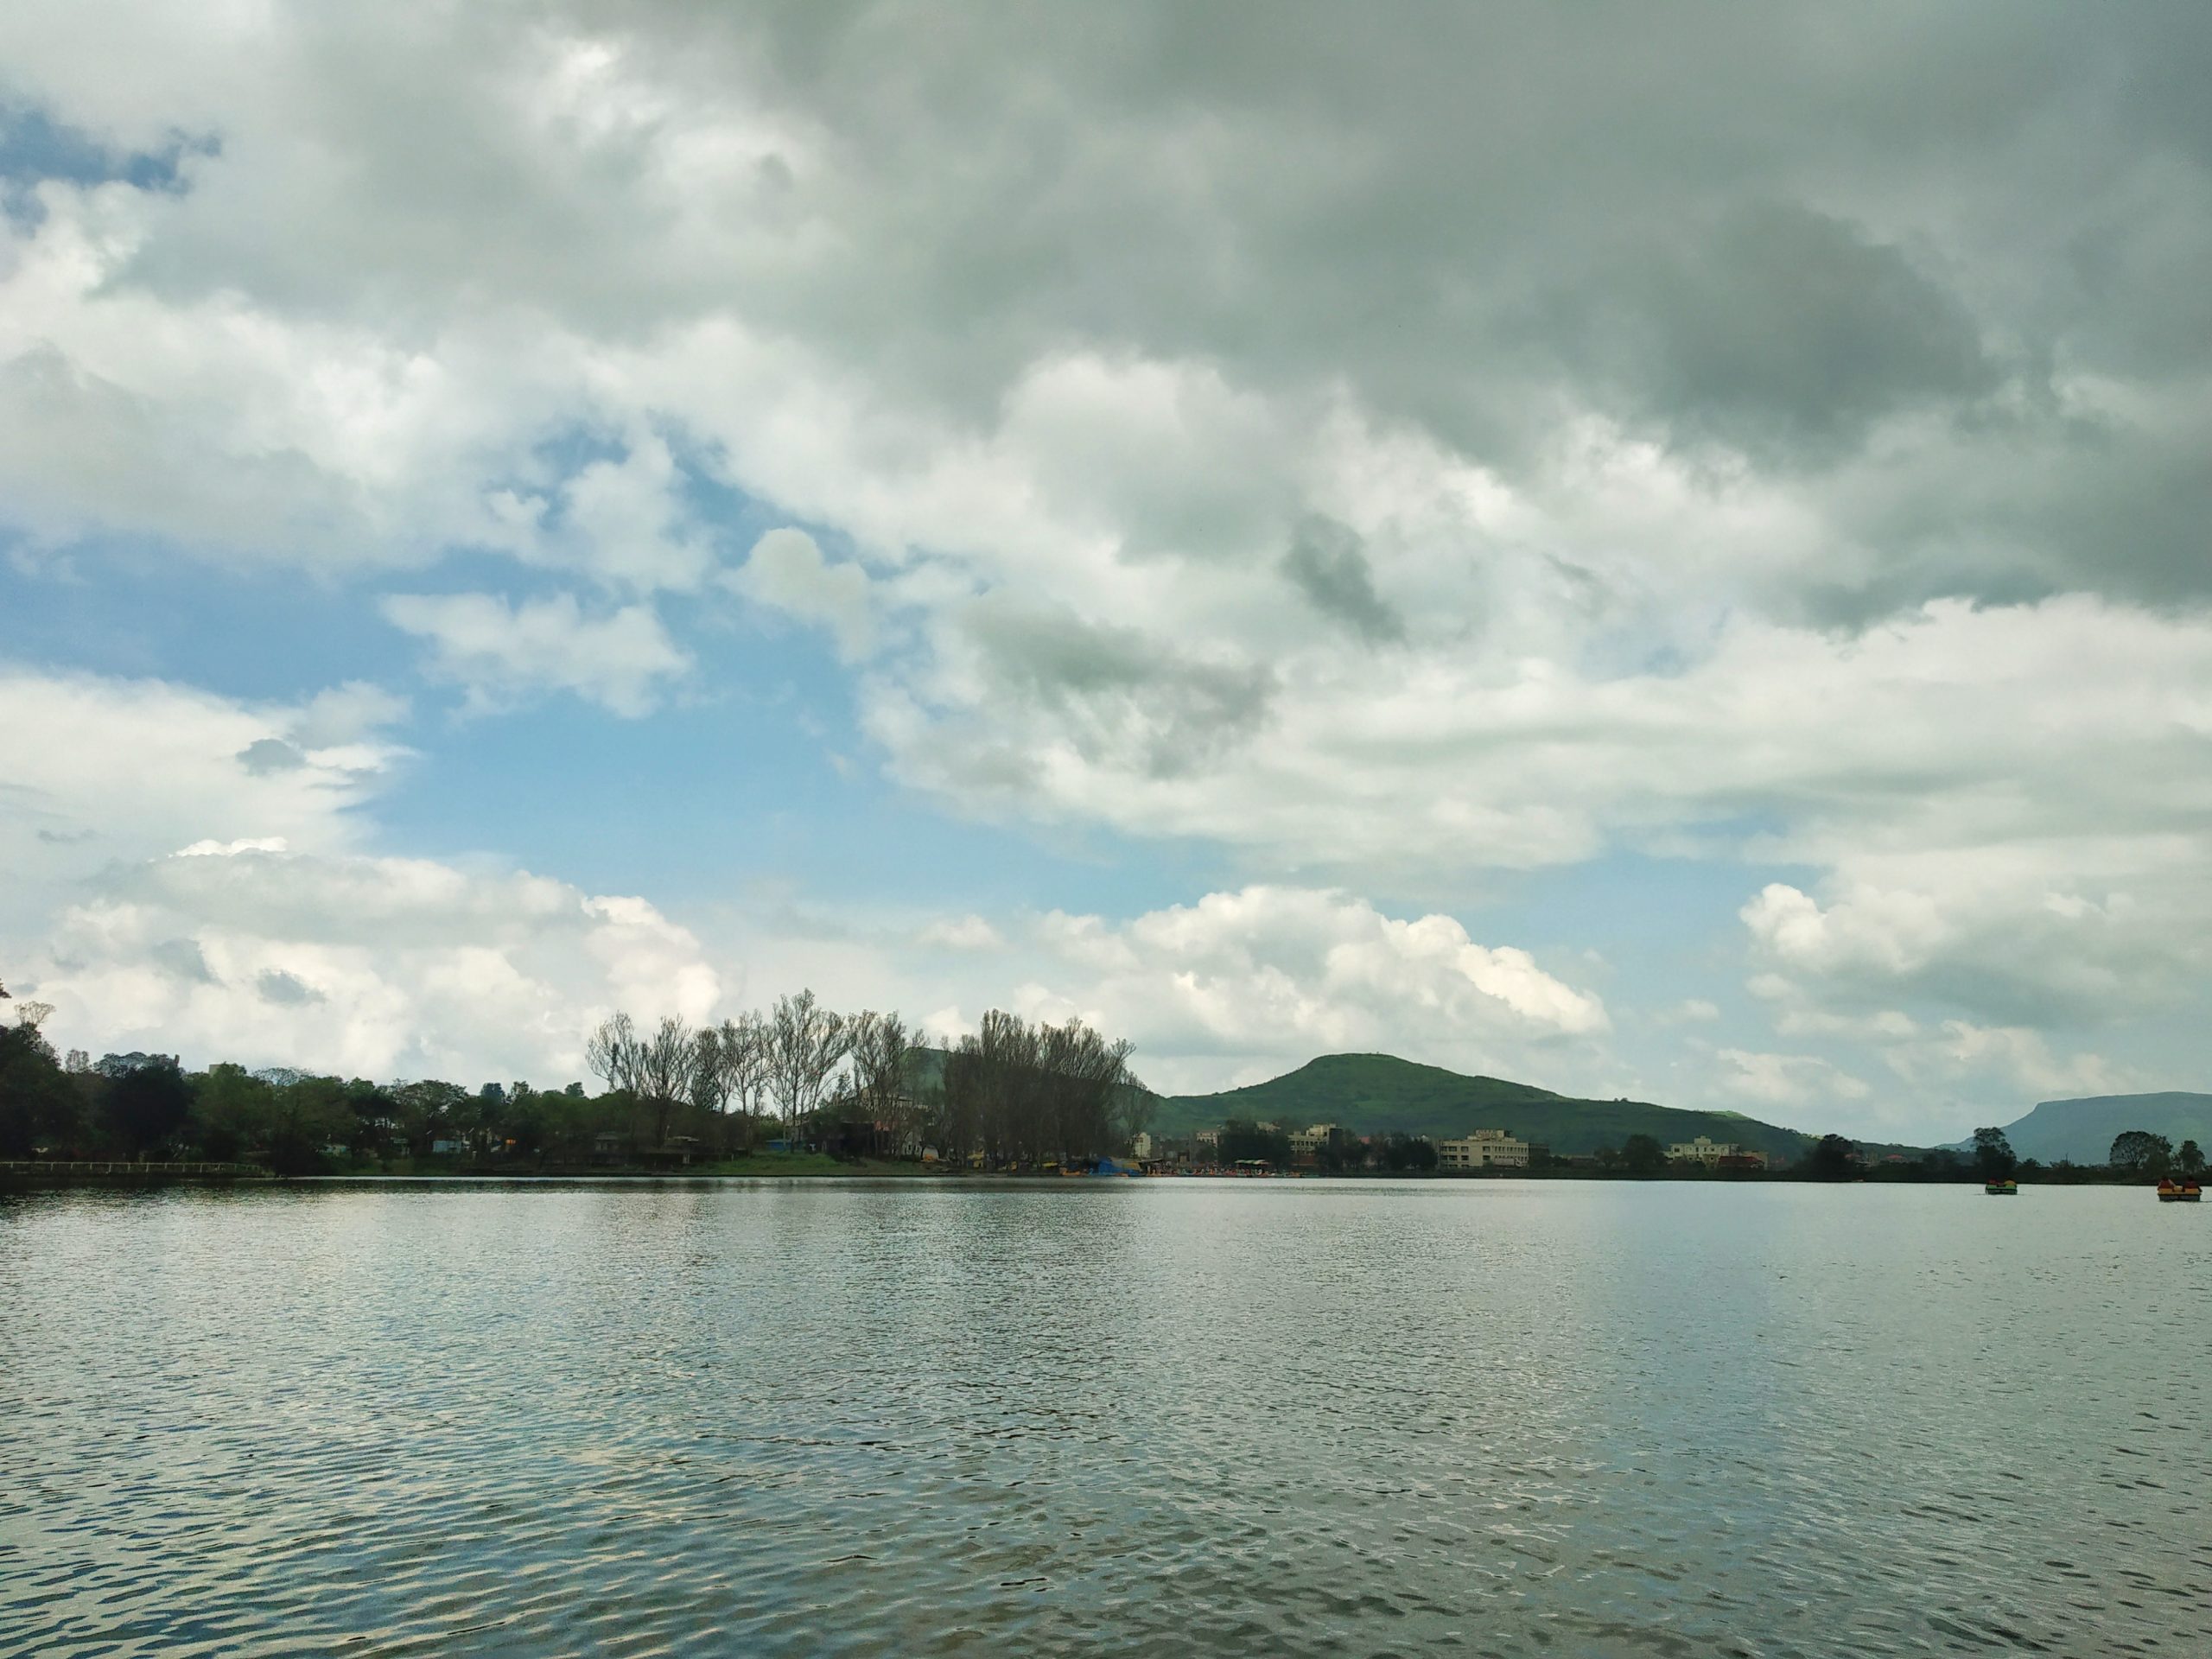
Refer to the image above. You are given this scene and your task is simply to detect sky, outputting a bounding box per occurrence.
[3,3,2209,1141]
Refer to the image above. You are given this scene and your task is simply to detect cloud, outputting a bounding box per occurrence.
[1712,1047,1872,1110]
[380,590,690,715]
[1741,836,2211,1029]
[1009,886,1607,1093]
[914,914,1004,952]
[19,838,721,1083]
[728,526,876,658]
[0,662,403,937]
[0,662,720,1079]
[1280,515,1403,645]
[1583,200,2001,455]
[3,4,2211,1120]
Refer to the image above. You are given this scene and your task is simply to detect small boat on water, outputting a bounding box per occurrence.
[1984,1179,2018,1196]
[2155,1178,2202,1203]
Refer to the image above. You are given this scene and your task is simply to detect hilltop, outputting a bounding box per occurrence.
[1149,1053,1820,1161]
[1989,1092,2212,1166]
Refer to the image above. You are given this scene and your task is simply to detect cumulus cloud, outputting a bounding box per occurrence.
[0,663,720,1079]
[21,839,721,1082]
[1007,886,1607,1093]
[1712,1048,1872,1110]
[728,526,876,658]
[380,590,690,715]
[5,4,2212,1120]
[0,663,402,935]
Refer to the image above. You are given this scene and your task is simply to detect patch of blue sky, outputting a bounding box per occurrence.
[0,104,213,226]
[1442,845,1816,1026]
[1,531,399,696]
[2,524,1225,923]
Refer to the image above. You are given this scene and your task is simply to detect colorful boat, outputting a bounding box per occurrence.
[1984,1179,2018,1195]
[2155,1178,2202,1203]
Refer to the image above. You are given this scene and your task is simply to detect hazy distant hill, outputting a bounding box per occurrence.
[1151,1053,1820,1160]
[1991,1092,2212,1166]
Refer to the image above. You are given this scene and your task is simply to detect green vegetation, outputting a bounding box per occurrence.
[2108,1130,2172,1178]
[1153,1052,1819,1160]
[1973,1126,2018,1183]
[0,980,1147,1179]
[1986,1092,2212,1166]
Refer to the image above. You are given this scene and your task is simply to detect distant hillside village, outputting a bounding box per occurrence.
[7,981,2204,1185]
[1131,1121,1767,1177]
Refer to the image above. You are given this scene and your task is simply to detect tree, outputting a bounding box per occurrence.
[634,1016,700,1145]
[2178,1140,2206,1178]
[586,1013,644,1096]
[712,1013,772,1154]
[103,1055,193,1157]
[1217,1119,1292,1166]
[764,990,850,1147]
[1971,1126,2018,1183]
[391,1079,467,1156]
[848,1011,917,1154]
[1621,1133,1666,1176]
[2108,1130,2172,1178]
[1802,1134,1859,1181]
[0,1020,79,1157]
[191,1063,275,1160]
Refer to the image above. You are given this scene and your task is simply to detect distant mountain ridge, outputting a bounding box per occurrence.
[1150,1052,1823,1160]
[1990,1092,2212,1166]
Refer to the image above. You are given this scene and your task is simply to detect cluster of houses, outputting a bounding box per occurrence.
[1135,1123,1770,1175]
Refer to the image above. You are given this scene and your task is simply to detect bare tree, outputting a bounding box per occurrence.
[634,1015,698,1145]
[714,1013,772,1153]
[849,1010,914,1153]
[689,1027,729,1114]
[764,989,850,1146]
[936,1010,1136,1167]
[585,1012,643,1095]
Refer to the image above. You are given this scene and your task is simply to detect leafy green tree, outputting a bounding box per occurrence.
[102,1055,193,1156]
[0,1021,79,1156]
[1802,1134,1859,1180]
[1621,1133,1666,1175]
[1217,1118,1293,1166]
[2177,1140,2205,1178]
[2107,1129,2172,1177]
[391,1080,467,1155]
[190,1063,275,1160]
[1315,1127,1365,1173]
[1971,1127,2018,1183]
[264,1076,349,1173]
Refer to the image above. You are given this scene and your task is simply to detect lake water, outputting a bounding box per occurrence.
[2,1179,2206,1657]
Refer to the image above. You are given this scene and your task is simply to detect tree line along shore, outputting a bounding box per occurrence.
[3,984,2200,1185]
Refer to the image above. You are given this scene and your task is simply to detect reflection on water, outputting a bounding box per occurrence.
[3,1180,2207,1656]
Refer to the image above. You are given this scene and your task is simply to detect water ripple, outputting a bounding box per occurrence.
[2,1180,2206,1657]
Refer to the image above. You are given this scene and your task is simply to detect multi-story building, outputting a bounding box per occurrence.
[1437,1128,1529,1170]
[1668,1135,1744,1166]
[1287,1122,1340,1158]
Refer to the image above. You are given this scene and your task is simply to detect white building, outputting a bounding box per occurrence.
[1668,1135,1744,1166]
[1131,1132,1154,1160]
[1437,1129,1529,1170]
[1287,1122,1340,1157]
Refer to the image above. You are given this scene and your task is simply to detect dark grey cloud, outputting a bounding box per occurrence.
[256,968,322,1006]
[238,737,308,775]
[1593,203,2001,457]
[1280,516,1403,645]
[151,938,217,984]
[960,599,1274,778]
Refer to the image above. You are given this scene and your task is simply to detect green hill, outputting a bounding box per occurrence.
[1991,1092,2212,1166]
[1151,1052,1819,1161]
